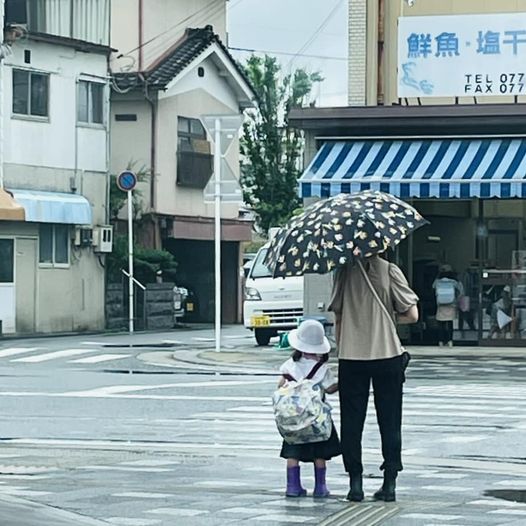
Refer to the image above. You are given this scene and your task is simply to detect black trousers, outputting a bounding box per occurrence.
[338,356,404,476]
[459,310,476,331]
[438,321,454,343]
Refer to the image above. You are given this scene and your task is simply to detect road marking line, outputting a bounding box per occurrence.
[0,348,41,358]
[61,378,276,396]
[13,348,98,363]
[113,493,174,499]
[79,466,173,473]
[107,519,162,525]
[252,514,315,523]
[146,508,208,517]
[70,354,132,364]
[401,514,462,520]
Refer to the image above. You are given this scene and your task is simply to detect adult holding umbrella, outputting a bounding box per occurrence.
[265,191,424,503]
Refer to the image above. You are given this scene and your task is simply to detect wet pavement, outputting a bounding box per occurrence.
[0,326,525,525]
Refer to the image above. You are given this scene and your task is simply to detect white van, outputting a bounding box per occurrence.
[243,243,304,346]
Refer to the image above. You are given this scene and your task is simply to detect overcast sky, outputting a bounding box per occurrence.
[227,0,348,107]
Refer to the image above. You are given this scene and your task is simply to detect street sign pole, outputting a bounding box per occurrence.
[214,118,222,353]
[117,170,138,335]
[127,190,134,334]
[201,115,244,355]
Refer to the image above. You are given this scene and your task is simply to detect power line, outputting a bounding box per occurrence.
[287,0,344,69]
[229,46,346,62]
[228,0,246,9]
[142,2,224,63]
[119,0,221,58]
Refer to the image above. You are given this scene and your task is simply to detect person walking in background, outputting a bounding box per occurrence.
[329,255,419,503]
[458,266,477,334]
[433,265,463,347]
[276,320,341,498]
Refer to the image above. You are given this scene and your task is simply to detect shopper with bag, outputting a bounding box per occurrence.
[329,255,419,503]
[433,264,463,347]
[274,319,341,498]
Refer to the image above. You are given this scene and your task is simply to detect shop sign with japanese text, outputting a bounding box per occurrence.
[398,13,526,98]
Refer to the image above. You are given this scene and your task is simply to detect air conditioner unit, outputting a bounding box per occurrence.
[74,226,93,247]
[93,225,113,253]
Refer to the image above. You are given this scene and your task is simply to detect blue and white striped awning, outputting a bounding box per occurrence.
[299,139,526,199]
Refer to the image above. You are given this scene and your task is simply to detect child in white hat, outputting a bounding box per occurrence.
[277,319,341,498]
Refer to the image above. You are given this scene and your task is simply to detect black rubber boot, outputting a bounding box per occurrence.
[346,474,364,502]
[373,471,397,502]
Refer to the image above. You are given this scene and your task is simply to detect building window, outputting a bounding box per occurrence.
[39,224,69,266]
[0,239,14,283]
[78,80,104,124]
[12,69,49,118]
[178,116,207,150]
[177,117,213,188]
[6,0,110,46]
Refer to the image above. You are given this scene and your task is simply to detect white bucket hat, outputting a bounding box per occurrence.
[288,319,331,355]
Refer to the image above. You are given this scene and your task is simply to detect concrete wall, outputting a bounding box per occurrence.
[0,39,110,334]
[155,61,241,220]
[352,0,526,106]
[111,0,227,72]
[4,41,108,174]
[0,222,105,333]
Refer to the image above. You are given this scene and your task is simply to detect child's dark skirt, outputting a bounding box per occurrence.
[280,423,341,462]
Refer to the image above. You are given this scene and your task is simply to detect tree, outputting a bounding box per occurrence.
[106,235,177,284]
[241,55,322,235]
[107,162,177,284]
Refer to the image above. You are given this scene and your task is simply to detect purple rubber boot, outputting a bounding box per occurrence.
[286,466,307,497]
[313,466,330,498]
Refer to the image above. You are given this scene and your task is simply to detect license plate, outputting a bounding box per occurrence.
[186,303,194,312]
[251,315,271,327]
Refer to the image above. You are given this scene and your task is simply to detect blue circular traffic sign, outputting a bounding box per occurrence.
[117,170,137,192]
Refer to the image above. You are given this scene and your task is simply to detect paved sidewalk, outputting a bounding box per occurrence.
[0,494,110,526]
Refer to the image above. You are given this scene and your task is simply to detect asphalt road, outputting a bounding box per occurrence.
[0,326,525,525]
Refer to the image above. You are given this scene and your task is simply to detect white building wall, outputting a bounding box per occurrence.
[3,40,108,174]
[0,37,110,334]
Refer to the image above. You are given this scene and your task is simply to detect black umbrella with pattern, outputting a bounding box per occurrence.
[263,191,428,278]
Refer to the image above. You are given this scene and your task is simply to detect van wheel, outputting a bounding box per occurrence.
[255,329,272,346]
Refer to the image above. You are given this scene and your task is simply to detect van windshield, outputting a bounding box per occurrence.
[250,248,273,279]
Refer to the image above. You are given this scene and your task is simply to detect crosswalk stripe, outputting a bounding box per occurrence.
[70,354,132,364]
[12,348,98,363]
[0,347,41,358]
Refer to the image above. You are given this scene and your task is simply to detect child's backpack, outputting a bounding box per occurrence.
[436,279,456,305]
[272,361,332,445]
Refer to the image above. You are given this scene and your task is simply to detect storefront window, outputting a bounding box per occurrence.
[480,264,526,343]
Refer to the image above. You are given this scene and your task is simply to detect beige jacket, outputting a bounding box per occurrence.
[329,257,419,361]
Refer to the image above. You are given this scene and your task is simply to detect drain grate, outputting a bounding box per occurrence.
[319,503,399,526]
